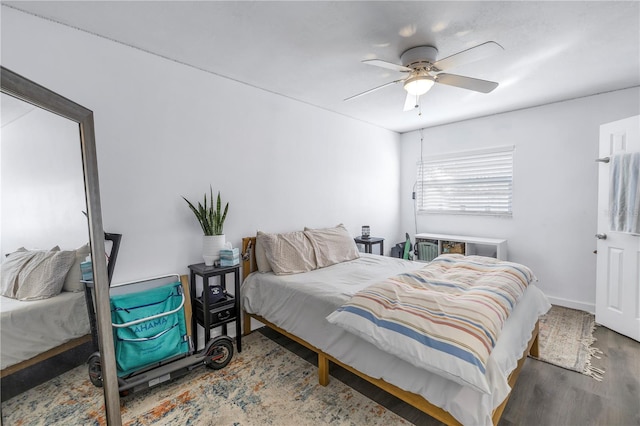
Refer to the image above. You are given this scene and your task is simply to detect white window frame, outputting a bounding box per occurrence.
[416,145,514,217]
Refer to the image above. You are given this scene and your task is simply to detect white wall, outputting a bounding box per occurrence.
[400,88,640,312]
[1,8,401,283]
[1,105,88,255]
[5,7,637,313]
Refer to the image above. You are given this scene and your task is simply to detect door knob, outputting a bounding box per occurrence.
[595,233,607,240]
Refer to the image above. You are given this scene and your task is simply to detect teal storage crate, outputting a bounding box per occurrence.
[110,282,189,376]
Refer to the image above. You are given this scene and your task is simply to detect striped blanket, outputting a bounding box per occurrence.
[326,254,535,393]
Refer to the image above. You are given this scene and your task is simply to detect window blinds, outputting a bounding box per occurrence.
[416,146,513,216]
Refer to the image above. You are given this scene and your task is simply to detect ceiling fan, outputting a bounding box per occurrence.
[345,41,504,111]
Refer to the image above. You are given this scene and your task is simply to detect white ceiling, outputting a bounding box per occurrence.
[5,1,639,133]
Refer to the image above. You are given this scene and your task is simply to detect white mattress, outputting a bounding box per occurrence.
[1,291,91,370]
[242,254,550,426]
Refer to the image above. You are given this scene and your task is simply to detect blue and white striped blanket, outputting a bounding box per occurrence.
[326,254,535,393]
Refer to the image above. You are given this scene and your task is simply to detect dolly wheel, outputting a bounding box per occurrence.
[88,354,103,387]
[205,338,233,370]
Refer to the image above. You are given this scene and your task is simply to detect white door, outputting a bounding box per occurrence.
[596,115,640,342]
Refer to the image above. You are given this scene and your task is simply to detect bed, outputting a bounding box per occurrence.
[0,292,91,374]
[240,230,550,426]
[0,233,121,378]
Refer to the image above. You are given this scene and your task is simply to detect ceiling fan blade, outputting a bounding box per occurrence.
[403,93,419,111]
[436,73,499,93]
[344,79,403,101]
[362,59,412,73]
[433,41,504,71]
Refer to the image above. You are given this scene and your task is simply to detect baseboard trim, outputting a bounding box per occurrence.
[546,296,595,314]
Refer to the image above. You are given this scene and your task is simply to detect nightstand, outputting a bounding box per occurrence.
[354,236,384,255]
[188,263,242,353]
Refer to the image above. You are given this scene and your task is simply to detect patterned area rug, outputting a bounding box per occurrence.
[2,332,409,425]
[535,305,605,380]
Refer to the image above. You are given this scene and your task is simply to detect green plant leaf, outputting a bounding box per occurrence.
[183,186,229,236]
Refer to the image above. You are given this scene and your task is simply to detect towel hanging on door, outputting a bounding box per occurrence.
[609,152,640,234]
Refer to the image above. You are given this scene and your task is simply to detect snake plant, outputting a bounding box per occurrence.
[182,186,229,235]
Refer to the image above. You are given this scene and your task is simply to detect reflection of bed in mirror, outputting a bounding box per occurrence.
[0,293,91,372]
[0,91,115,401]
[0,233,121,390]
[1,67,119,424]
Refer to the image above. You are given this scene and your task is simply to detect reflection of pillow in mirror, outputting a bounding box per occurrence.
[15,247,76,300]
[0,248,33,298]
[63,243,91,292]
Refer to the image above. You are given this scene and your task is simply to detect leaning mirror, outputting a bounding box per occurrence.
[0,67,121,425]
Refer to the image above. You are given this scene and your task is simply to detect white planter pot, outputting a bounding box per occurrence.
[202,234,225,266]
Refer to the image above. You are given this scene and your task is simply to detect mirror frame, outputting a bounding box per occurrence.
[1,66,121,425]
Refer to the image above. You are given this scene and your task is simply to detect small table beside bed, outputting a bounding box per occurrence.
[239,225,550,426]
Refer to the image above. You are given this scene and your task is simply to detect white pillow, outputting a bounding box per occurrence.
[14,247,76,300]
[261,230,317,275]
[255,232,272,273]
[0,248,34,298]
[303,224,359,268]
[63,243,91,292]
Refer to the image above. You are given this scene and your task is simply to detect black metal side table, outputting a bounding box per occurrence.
[354,236,385,255]
[188,263,242,353]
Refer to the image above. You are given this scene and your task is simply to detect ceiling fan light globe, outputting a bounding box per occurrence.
[404,76,434,96]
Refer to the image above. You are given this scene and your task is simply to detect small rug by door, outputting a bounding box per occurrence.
[534,305,605,380]
[2,331,410,425]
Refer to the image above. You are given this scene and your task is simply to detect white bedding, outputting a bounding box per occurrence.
[241,254,550,426]
[1,291,90,370]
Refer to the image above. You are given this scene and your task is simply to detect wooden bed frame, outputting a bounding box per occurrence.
[240,237,539,426]
[0,334,92,379]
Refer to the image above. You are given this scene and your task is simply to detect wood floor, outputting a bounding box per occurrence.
[259,324,640,426]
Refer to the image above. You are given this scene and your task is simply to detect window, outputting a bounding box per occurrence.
[416,146,513,216]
